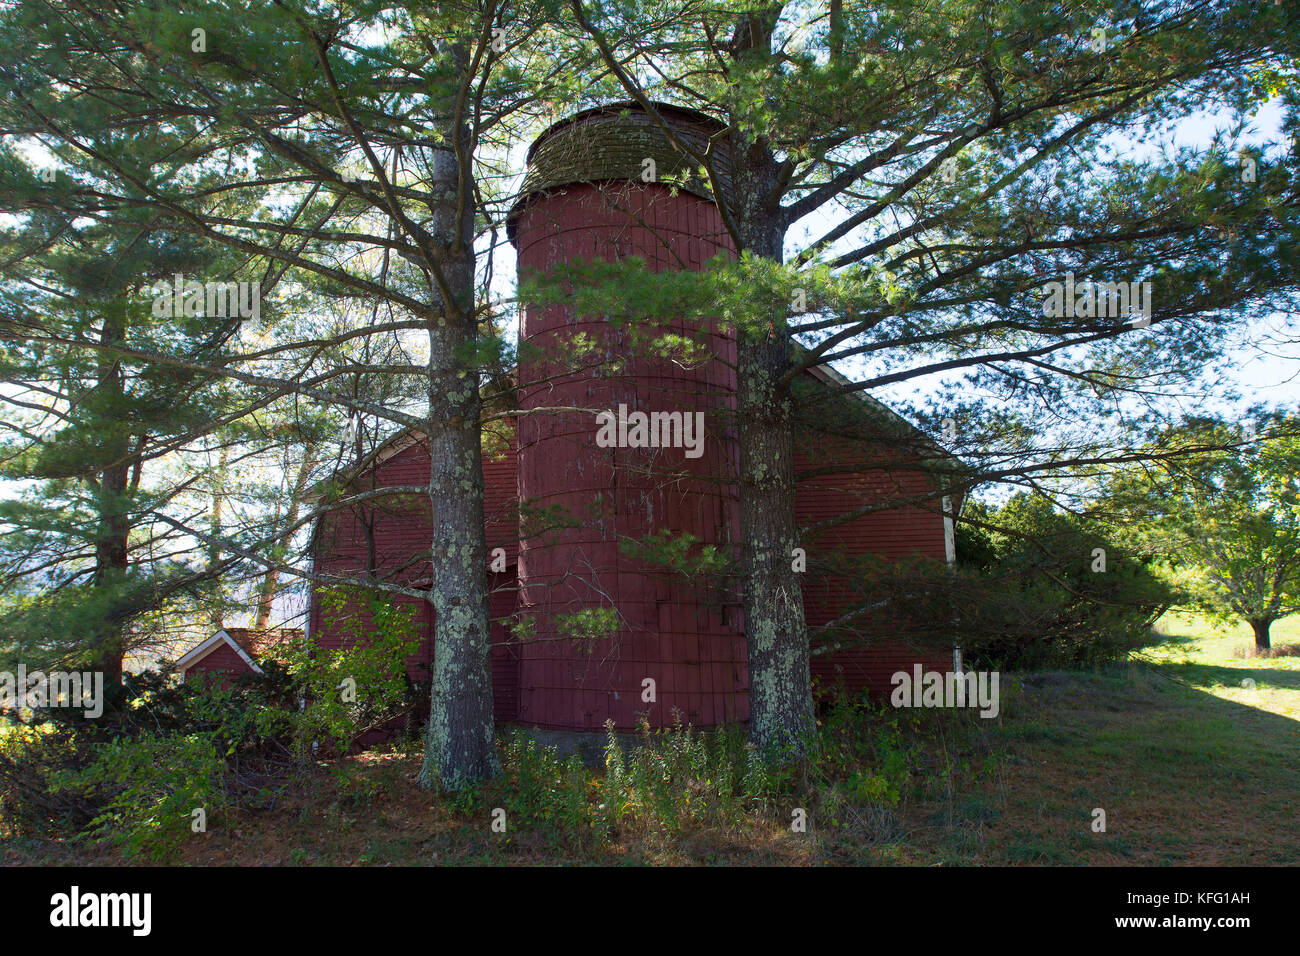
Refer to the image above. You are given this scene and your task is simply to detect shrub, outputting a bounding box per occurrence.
[0,722,93,836]
[498,732,590,834]
[599,713,777,835]
[49,732,227,861]
[0,586,420,858]
[274,587,423,754]
[953,495,1176,669]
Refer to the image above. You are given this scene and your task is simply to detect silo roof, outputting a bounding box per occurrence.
[507,101,732,244]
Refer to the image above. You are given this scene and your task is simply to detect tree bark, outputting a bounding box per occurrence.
[728,51,816,754]
[91,304,130,688]
[208,443,228,629]
[417,49,498,789]
[1249,618,1272,652]
[737,334,815,754]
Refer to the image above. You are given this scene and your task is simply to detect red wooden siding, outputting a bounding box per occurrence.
[305,381,953,730]
[184,642,256,689]
[309,433,520,725]
[795,435,954,700]
[514,181,747,731]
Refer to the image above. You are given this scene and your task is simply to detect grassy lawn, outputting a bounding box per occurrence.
[4,610,1297,866]
[921,610,1300,865]
[1141,610,1300,721]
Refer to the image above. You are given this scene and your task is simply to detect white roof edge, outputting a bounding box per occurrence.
[175,629,264,677]
[302,430,428,505]
[802,361,955,458]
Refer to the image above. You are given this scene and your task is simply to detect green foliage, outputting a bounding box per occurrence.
[0,722,89,836]
[619,529,730,580]
[1108,412,1300,643]
[0,588,421,859]
[0,219,255,680]
[482,702,929,846]
[810,693,917,841]
[281,587,422,753]
[953,494,1176,669]
[814,692,913,811]
[0,668,202,840]
[498,732,591,834]
[598,714,774,835]
[552,607,620,648]
[801,491,1175,670]
[49,732,227,862]
[481,717,780,846]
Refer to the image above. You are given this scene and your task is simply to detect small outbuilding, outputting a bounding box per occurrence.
[175,627,300,686]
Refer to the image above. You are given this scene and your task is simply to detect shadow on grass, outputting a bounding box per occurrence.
[1141,626,1300,688]
[1139,644,1300,695]
[963,660,1300,864]
[1147,659,1300,691]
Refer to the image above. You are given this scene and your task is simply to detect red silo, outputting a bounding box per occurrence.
[508,103,747,732]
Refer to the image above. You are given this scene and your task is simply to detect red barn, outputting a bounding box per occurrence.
[304,102,960,737]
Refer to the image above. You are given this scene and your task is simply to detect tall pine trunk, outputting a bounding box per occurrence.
[731,124,815,755]
[93,460,129,688]
[208,444,228,629]
[417,53,497,789]
[91,303,130,688]
[737,334,814,754]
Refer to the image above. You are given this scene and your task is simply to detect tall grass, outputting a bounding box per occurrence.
[479,695,933,849]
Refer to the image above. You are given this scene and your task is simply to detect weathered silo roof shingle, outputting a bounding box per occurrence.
[508,101,733,243]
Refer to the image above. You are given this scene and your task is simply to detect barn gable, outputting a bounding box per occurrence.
[176,627,301,684]
[306,428,521,725]
[790,365,961,694]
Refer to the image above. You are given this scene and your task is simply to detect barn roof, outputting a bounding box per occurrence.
[312,360,958,493]
[802,357,964,483]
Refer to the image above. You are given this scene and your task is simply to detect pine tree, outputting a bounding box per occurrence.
[565,0,1298,752]
[0,0,589,785]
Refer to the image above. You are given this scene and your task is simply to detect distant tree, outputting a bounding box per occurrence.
[0,227,245,691]
[1110,412,1300,651]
